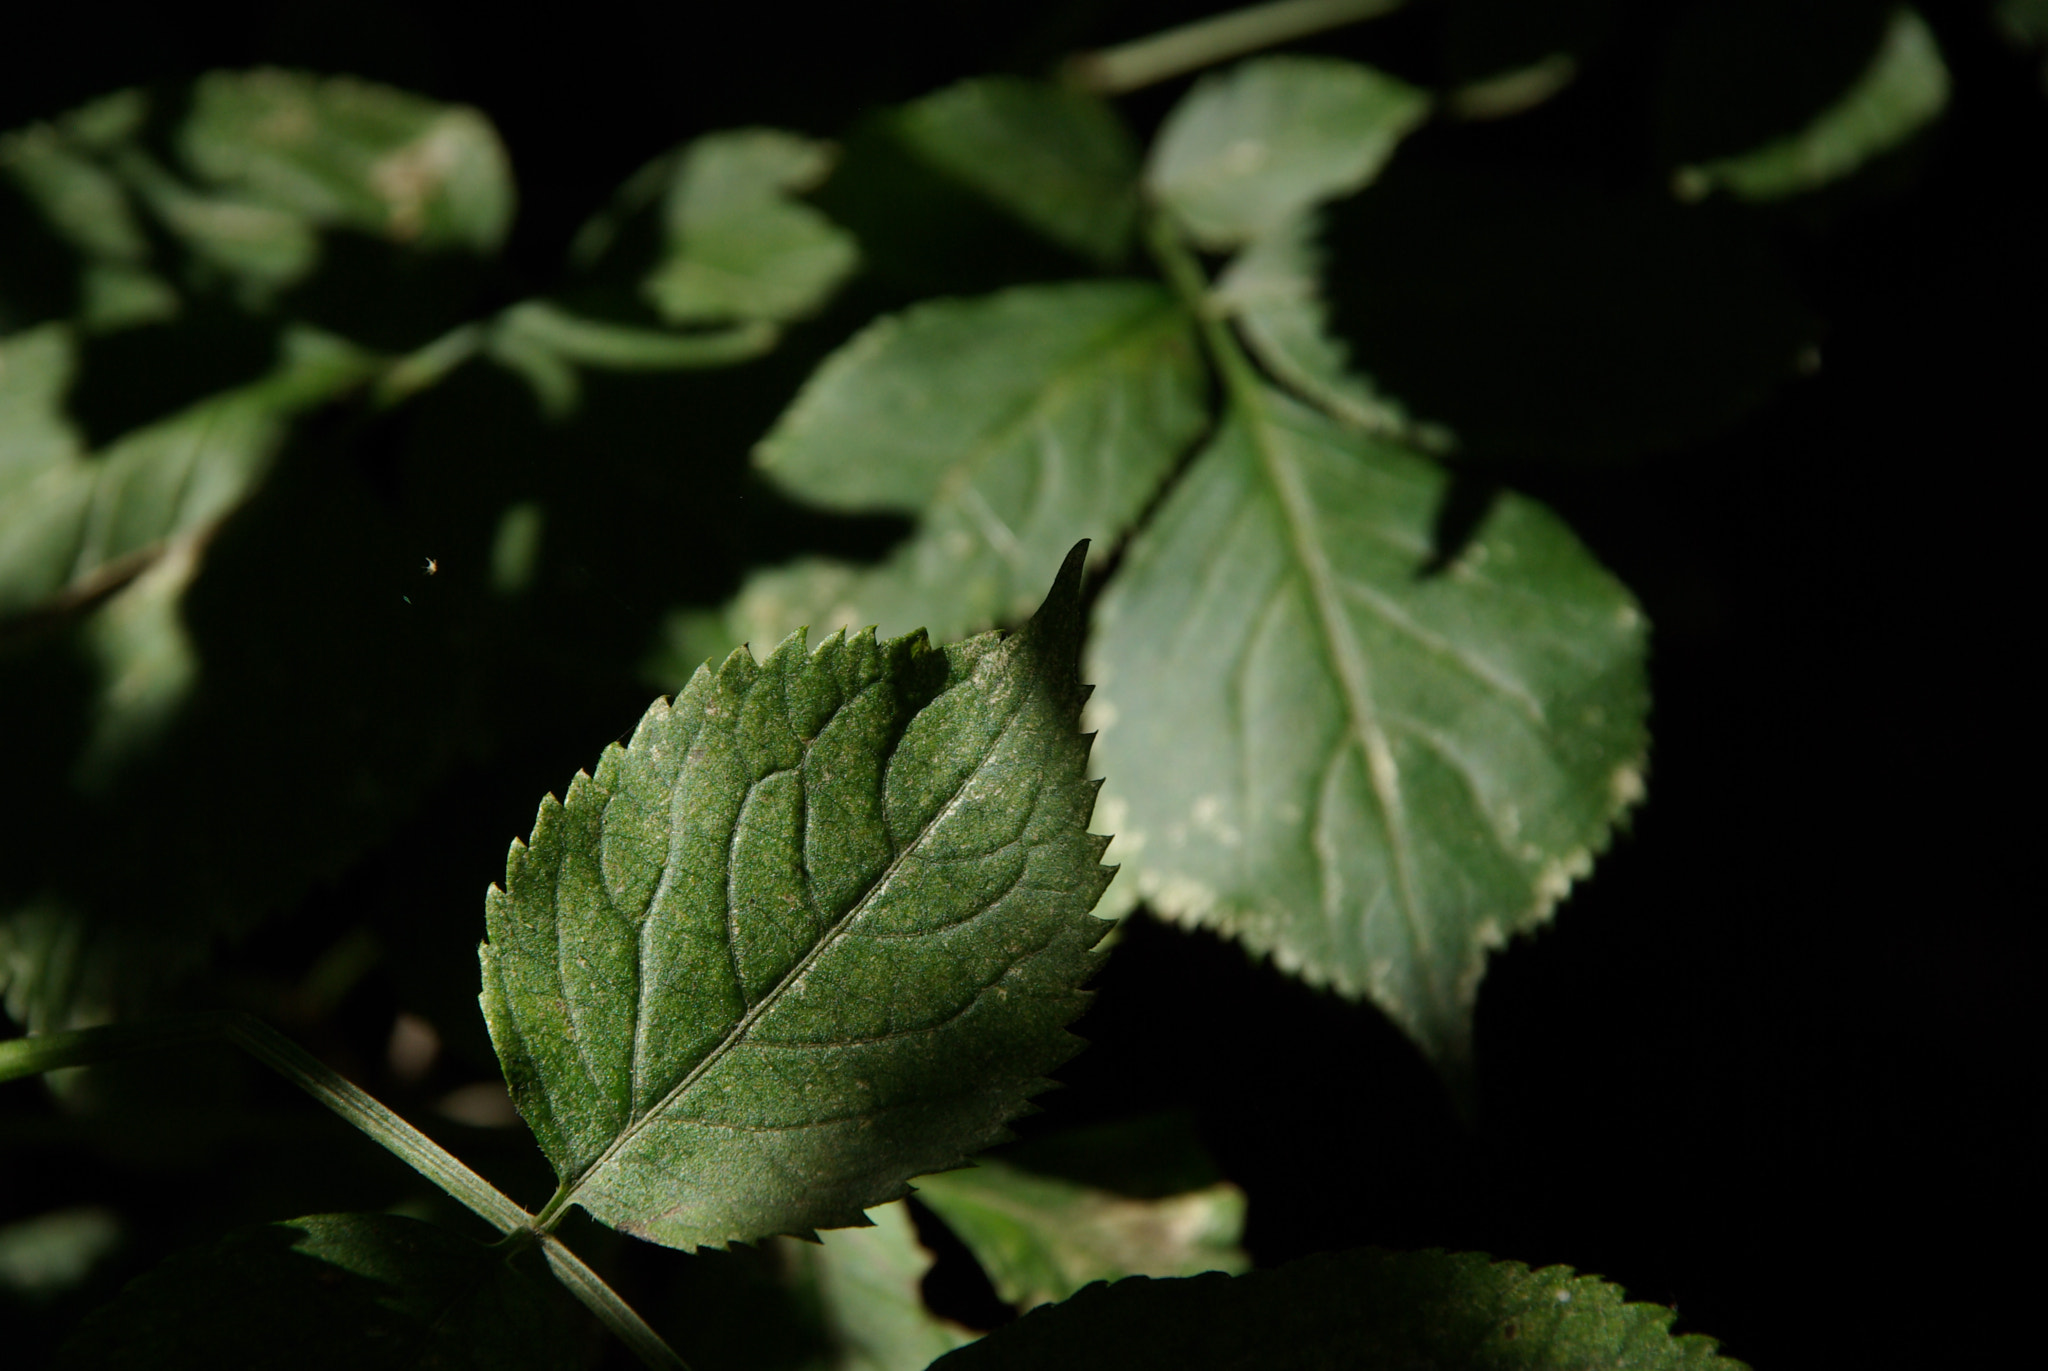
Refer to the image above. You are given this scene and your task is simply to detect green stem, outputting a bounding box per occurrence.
[1143,212,1261,398]
[544,1237,693,1371]
[0,1012,690,1371]
[1064,0,1409,95]
[531,1181,576,1234]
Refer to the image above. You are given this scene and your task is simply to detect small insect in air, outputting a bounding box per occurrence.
[423,556,439,576]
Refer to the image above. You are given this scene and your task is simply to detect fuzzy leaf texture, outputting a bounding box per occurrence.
[482,545,1114,1250]
[1088,389,1647,1070]
[931,1248,1744,1371]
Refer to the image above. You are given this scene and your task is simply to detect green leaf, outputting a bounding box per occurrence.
[1674,7,1949,202]
[1209,215,1443,446]
[914,1159,1247,1311]
[482,546,1115,1251]
[895,78,1140,265]
[1145,56,1429,249]
[930,1247,1744,1371]
[54,1213,583,1370]
[783,1201,975,1371]
[716,281,1205,653]
[640,128,860,326]
[179,69,514,251]
[0,324,375,619]
[1087,388,1647,1071]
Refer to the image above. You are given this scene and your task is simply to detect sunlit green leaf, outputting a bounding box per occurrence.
[54,1213,582,1370]
[783,1202,975,1371]
[482,548,1113,1251]
[1145,56,1429,248]
[1088,388,1647,1071]
[932,1248,1743,1371]
[1674,7,1949,201]
[640,129,860,326]
[180,69,514,251]
[915,1159,1247,1311]
[702,282,1203,655]
[1209,215,1441,445]
[896,78,1139,265]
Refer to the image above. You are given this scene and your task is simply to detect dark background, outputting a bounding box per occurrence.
[2,2,2037,1367]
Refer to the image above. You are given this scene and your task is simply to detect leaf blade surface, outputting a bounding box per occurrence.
[705,281,1205,651]
[484,548,1114,1250]
[1088,390,1646,1068]
[1145,56,1429,249]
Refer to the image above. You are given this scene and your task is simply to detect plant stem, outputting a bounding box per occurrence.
[0,1011,691,1371]
[1064,0,1408,95]
[1143,212,1261,397]
[545,1237,693,1370]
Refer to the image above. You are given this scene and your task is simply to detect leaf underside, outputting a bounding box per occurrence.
[1088,389,1647,1069]
[483,546,1114,1251]
[930,1247,1745,1371]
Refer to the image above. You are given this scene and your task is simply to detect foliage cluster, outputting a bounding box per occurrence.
[0,1,2004,1367]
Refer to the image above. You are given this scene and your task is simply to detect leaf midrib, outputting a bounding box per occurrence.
[1236,386,1437,988]
[560,661,1030,1214]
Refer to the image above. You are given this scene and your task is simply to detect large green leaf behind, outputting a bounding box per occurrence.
[483,548,1114,1250]
[931,1248,1743,1371]
[1088,388,1647,1070]
[661,281,1205,670]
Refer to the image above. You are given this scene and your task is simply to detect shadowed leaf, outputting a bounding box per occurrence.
[930,1247,1743,1371]
[54,1213,582,1370]
[896,78,1140,265]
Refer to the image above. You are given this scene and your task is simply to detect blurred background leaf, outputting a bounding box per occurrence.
[1145,55,1430,248]
[1670,7,1950,202]
[914,1160,1247,1312]
[895,77,1140,266]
